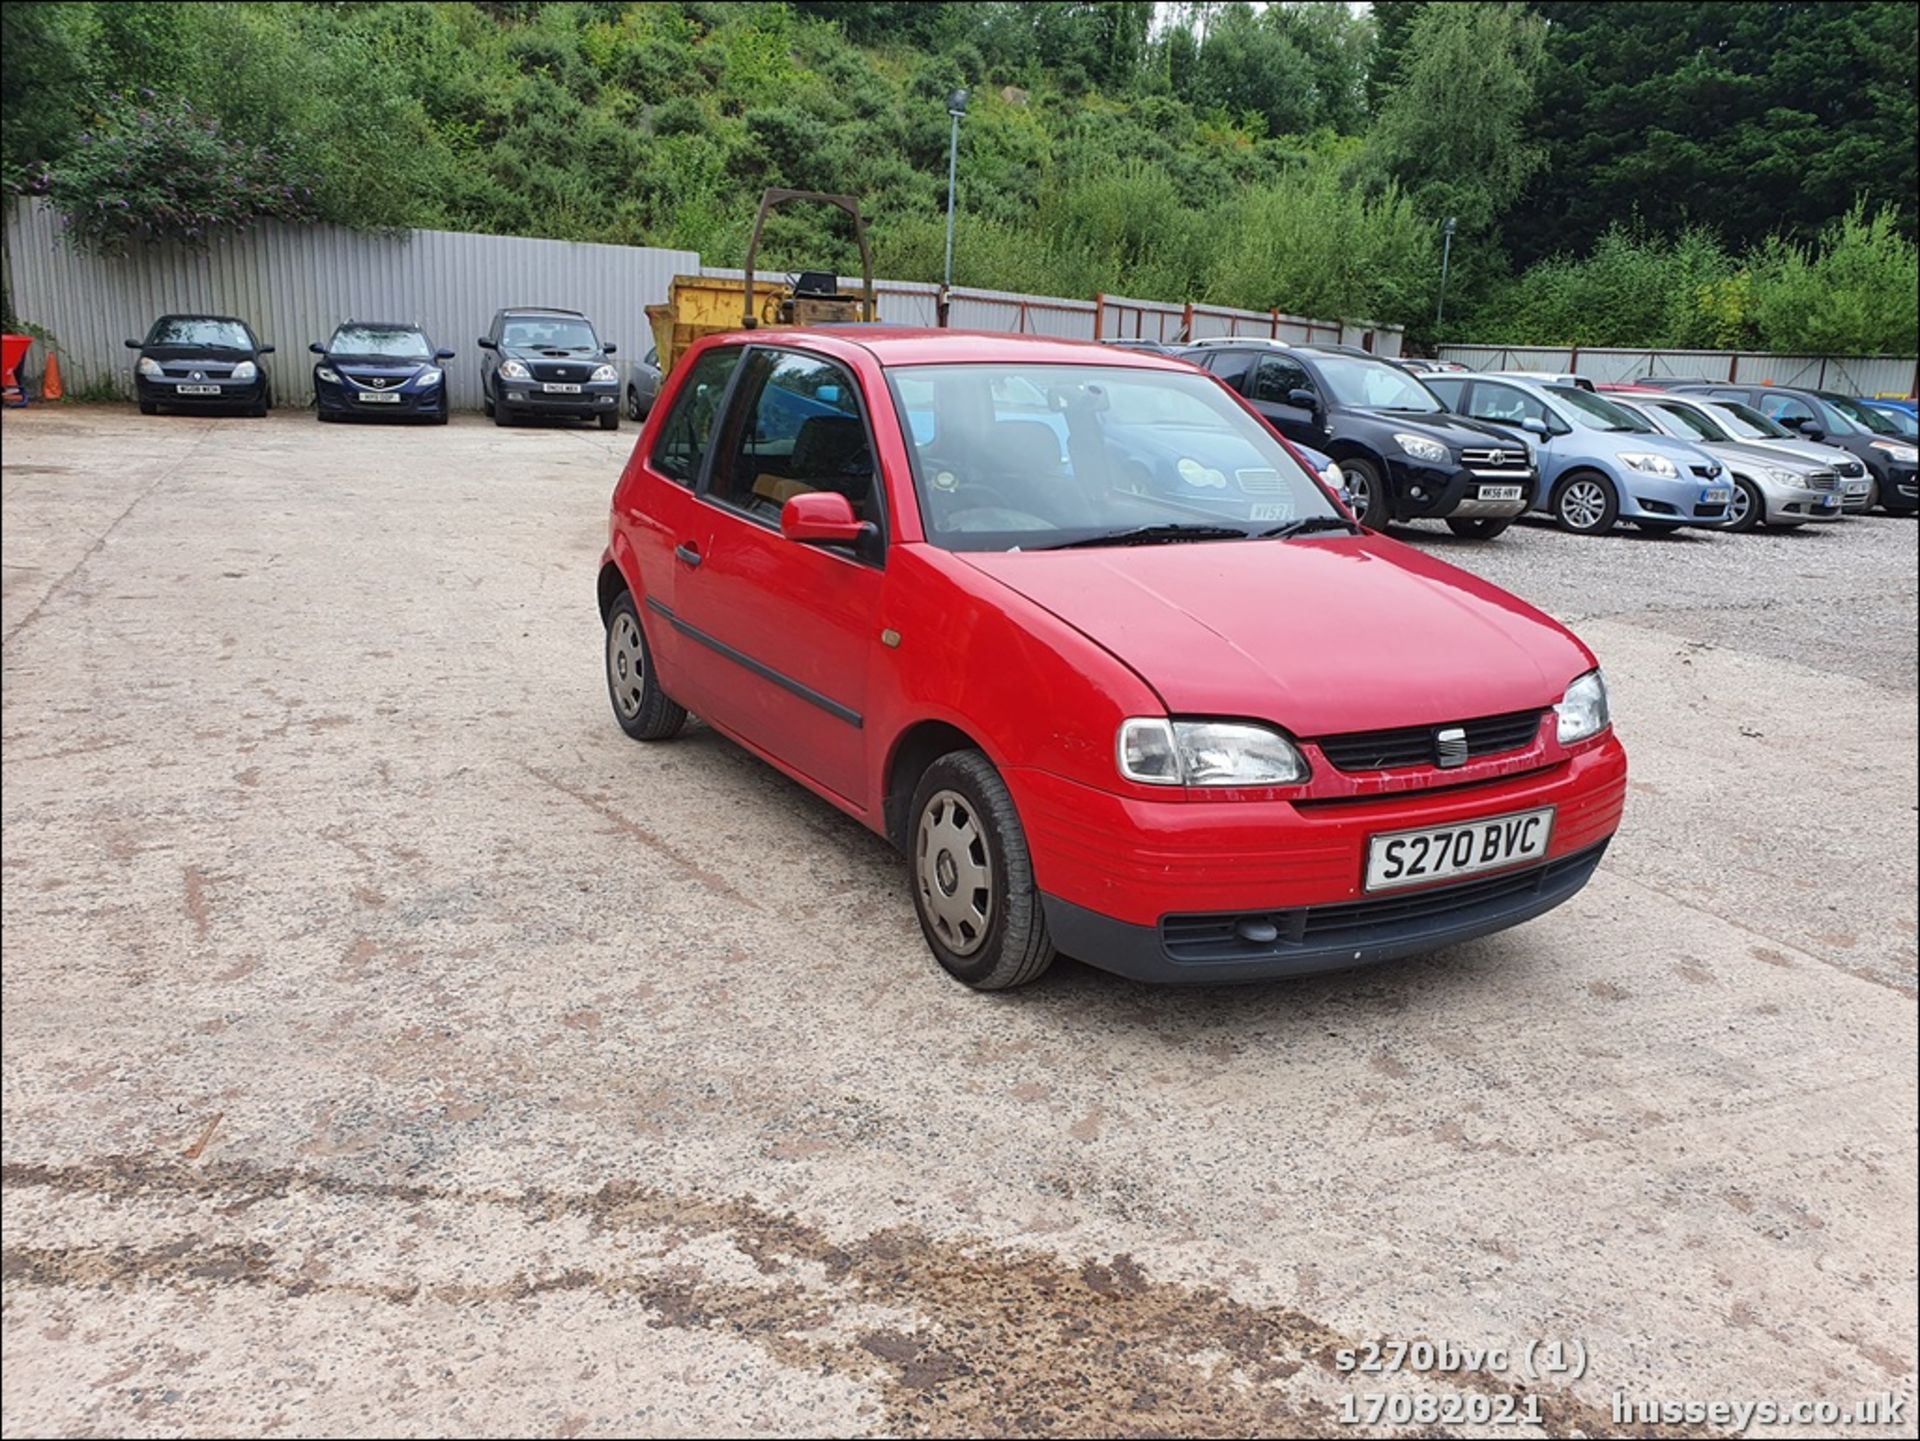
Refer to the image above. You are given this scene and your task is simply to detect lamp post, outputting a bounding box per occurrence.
[938,88,968,328]
[1435,215,1458,330]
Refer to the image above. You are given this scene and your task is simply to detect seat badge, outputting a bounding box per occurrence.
[1435,726,1468,768]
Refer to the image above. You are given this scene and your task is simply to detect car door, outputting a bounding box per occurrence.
[673,346,885,807]
[1242,353,1325,446]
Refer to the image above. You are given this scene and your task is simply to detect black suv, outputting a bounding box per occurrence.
[127,314,274,417]
[479,307,620,430]
[1177,342,1535,537]
[1670,382,1917,514]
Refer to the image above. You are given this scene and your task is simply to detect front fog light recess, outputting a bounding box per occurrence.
[1118,718,1309,786]
[1555,669,1610,744]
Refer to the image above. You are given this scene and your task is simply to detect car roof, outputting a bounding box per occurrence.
[336,319,426,331]
[154,312,250,323]
[718,327,1195,371]
[498,307,588,318]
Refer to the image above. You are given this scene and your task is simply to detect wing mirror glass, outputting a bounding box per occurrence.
[781,492,871,547]
[603,342,617,355]
[436,348,456,361]
[124,338,142,349]
[1521,416,1549,437]
[309,342,325,354]
[478,337,497,350]
[1287,388,1320,411]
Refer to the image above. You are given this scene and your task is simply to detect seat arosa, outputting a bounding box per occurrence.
[599,331,1626,989]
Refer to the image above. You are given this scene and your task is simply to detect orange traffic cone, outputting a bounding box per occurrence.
[41,351,63,401]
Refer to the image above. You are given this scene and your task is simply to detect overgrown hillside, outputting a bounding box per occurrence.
[4,1,1916,351]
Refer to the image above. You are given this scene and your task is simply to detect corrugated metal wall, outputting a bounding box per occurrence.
[1437,343,1919,398]
[4,199,697,409]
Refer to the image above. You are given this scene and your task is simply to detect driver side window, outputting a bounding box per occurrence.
[1760,394,1815,426]
[1465,383,1548,428]
[709,349,880,529]
[1252,356,1313,404]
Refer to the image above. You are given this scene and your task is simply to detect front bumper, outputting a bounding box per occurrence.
[1384,457,1532,520]
[497,381,619,418]
[1756,477,1845,523]
[135,376,267,410]
[1878,461,1919,512]
[316,381,446,418]
[1610,468,1731,526]
[1012,734,1626,983]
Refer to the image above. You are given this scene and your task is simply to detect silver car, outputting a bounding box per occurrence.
[1609,396,1844,531]
[1629,392,1874,515]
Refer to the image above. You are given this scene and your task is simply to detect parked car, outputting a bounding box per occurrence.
[1857,398,1918,438]
[625,343,663,422]
[1175,341,1533,537]
[1600,386,1873,513]
[1100,338,1183,355]
[1670,383,1918,514]
[126,314,274,417]
[479,307,621,430]
[600,330,1625,989]
[1482,370,1597,392]
[1424,374,1727,535]
[1603,394,1844,530]
[311,322,453,423]
[1397,357,1470,375]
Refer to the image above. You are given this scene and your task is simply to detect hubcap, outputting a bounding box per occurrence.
[1731,484,1752,525]
[1562,480,1607,530]
[607,612,646,718]
[915,790,994,957]
[1347,468,1371,516]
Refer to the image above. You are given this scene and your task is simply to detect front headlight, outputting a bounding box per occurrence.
[1117,718,1310,787]
[316,366,341,383]
[1765,468,1804,487]
[1870,440,1918,462]
[1394,432,1451,464]
[1321,461,1345,488]
[229,360,258,382]
[137,356,164,379]
[590,363,618,384]
[1554,669,1610,745]
[1619,452,1679,479]
[499,359,531,380]
[415,367,443,387]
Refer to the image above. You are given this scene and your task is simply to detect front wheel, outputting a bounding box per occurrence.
[138,400,158,416]
[492,402,514,428]
[599,410,620,431]
[1339,456,1390,529]
[1446,516,1512,540]
[1725,477,1763,532]
[1552,473,1619,535]
[604,592,687,741]
[909,750,1055,991]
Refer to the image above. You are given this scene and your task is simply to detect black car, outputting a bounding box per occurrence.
[126,314,273,417]
[1671,382,1918,514]
[1177,342,1535,537]
[479,307,620,430]
[310,322,454,424]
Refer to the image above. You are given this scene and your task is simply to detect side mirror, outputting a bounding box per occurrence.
[1287,388,1320,412]
[1805,426,1825,442]
[1521,416,1549,437]
[780,491,871,546]
[257,345,276,355]
[603,342,617,355]
[477,337,497,350]
[124,338,142,349]
[436,348,456,361]
[309,342,325,355]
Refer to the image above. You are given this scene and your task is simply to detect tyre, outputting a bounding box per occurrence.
[482,392,495,418]
[138,400,158,416]
[493,402,514,427]
[908,750,1055,991]
[1552,472,1619,535]
[1339,456,1390,529]
[604,591,686,741]
[317,409,337,423]
[599,410,620,431]
[626,387,643,421]
[1725,476,1763,532]
[1863,477,1879,511]
[1445,516,1512,539]
[429,407,449,426]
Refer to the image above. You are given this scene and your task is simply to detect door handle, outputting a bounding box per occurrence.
[674,542,703,567]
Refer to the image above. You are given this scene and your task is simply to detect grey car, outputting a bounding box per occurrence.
[623,344,662,422]
[1637,393,1874,514]
[1608,396,1844,530]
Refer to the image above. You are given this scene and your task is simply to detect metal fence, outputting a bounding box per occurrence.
[8,198,1407,410]
[1436,343,1919,399]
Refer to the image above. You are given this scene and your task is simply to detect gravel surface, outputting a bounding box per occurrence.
[4,407,1915,1437]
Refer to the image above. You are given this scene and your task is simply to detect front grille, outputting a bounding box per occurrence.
[530,361,591,383]
[1160,845,1605,963]
[1834,458,1865,478]
[1460,447,1527,470]
[1693,502,1727,517]
[342,370,407,388]
[1690,463,1721,479]
[162,362,235,378]
[1804,470,1838,492]
[1314,709,1545,773]
[1236,467,1283,494]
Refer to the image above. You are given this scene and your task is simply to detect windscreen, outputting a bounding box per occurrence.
[330,325,432,360]
[1706,400,1791,439]
[1550,386,1653,433]
[1648,402,1727,442]
[501,317,599,351]
[1823,394,1901,436]
[146,318,252,349]
[888,364,1340,552]
[1314,355,1446,413]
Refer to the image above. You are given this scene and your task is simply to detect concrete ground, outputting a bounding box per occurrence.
[3,406,1915,1438]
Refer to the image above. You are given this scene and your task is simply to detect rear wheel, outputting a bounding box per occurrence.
[626,386,645,421]
[604,591,686,741]
[1339,456,1389,529]
[1445,516,1512,539]
[1725,477,1763,532]
[908,751,1055,991]
[1552,473,1618,535]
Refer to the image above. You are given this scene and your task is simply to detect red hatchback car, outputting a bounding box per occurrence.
[599,330,1626,989]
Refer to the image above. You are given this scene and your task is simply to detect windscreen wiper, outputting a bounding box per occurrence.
[1043,523,1251,550]
[1257,516,1359,539]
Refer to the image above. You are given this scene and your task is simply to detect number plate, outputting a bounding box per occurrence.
[1365,807,1555,892]
[175,384,221,396]
[1249,502,1291,522]
[543,382,582,394]
[1476,485,1524,502]
[356,391,401,403]
[1701,487,1731,504]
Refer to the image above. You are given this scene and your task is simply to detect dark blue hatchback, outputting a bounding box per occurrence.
[311,322,454,423]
